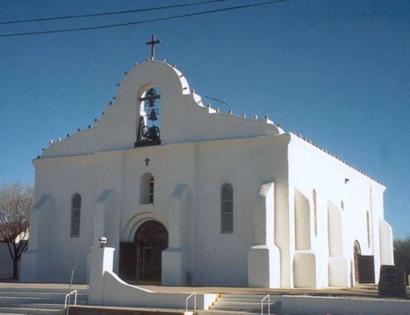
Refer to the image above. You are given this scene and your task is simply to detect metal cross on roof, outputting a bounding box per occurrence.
[146,34,160,60]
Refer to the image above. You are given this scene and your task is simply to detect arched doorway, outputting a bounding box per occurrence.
[135,220,168,281]
[119,220,168,283]
[353,241,361,284]
[353,240,375,284]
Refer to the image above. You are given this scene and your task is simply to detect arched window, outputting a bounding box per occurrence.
[312,189,318,236]
[135,87,161,147]
[140,173,154,204]
[366,210,371,247]
[71,194,81,238]
[221,183,233,234]
[149,177,154,203]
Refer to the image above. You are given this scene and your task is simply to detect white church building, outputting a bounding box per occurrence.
[22,40,394,289]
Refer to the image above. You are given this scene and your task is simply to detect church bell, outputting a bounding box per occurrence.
[146,88,158,107]
[148,109,158,121]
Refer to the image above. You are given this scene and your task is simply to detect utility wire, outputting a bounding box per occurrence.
[0,0,286,39]
[0,0,228,25]
[202,94,229,106]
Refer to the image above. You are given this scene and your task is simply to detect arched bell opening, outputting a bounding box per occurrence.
[135,87,161,147]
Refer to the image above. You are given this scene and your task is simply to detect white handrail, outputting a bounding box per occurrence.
[261,294,270,315]
[185,292,197,313]
[64,289,78,309]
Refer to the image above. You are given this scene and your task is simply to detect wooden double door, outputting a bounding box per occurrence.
[119,220,168,282]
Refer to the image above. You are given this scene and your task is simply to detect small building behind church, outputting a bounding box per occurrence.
[21,44,394,289]
[0,240,13,280]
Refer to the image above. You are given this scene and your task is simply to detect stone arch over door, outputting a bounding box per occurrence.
[121,211,166,242]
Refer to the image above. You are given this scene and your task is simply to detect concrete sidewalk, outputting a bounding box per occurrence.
[138,283,408,298]
[1,282,408,298]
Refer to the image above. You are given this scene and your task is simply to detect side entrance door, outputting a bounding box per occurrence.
[359,255,375,283]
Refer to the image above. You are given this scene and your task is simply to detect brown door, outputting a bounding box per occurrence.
[119,242,138,280]
[135,220,168,282]
[359,255,375,283]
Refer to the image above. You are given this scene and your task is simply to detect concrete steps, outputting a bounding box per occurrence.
[0,306,63,314]
[209,294,281,315]
[0,303,69,311]
[68,305,192,314]
[0,297,87,304]
[0,286,88,314]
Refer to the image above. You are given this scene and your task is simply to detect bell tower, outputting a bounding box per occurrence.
[135,35,162,147]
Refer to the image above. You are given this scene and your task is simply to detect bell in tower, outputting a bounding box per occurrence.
[146,89,158,108]
[148,108,159,121]
[135,87,161,147]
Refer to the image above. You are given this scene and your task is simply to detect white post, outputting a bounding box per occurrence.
[87,246,115,305]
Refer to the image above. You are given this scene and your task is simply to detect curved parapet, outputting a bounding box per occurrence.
[40,60,283,158]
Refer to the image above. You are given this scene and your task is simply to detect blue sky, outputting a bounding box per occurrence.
[0,0,409,239]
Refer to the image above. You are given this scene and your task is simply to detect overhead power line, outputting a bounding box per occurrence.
[0,0,227,25]
[0,0,286,39]
[202,95,229,106]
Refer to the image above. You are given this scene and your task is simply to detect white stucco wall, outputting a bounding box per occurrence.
[288,134,388,288]
[23,133,290,285]
[193,134,289,286]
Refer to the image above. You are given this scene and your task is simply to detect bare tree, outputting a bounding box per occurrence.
[0,183,33,280]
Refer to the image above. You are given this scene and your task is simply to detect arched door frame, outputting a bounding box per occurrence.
[121,211,167,242]
[353,240,361,284]
[119,213,168,282]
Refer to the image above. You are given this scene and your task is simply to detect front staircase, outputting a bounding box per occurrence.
[0,286,88,314]
[206,293,281,315]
